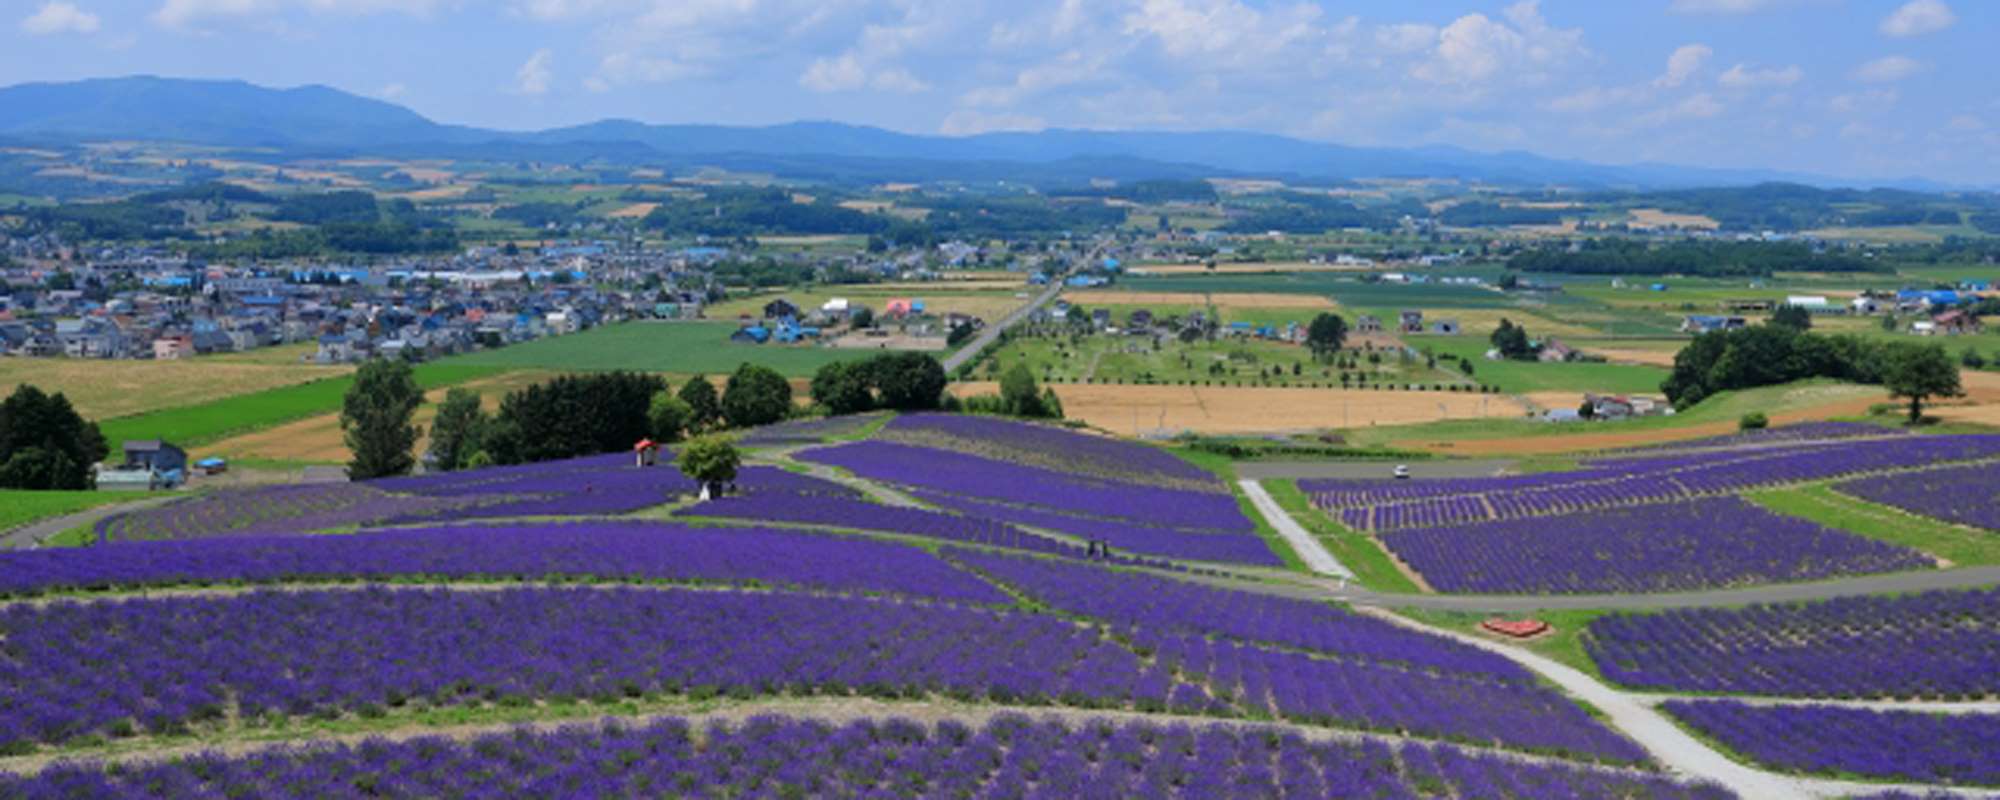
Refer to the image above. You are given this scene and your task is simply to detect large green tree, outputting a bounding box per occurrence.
[426,387,487,472]
[721,364,793,428]
[865,352,947,411]
[483,372,666,464]
[1882,343,1963,423]
[811,361,876,415]
[999,363,1048,418]
[341,359,424,479]
[0,384,106,490]
[677,435,741,499]
[1770,304,1814,332]
[678,375,723,431]
[1489,319,1535,361]
[1305,313,1348,360]
[647,392,694,443]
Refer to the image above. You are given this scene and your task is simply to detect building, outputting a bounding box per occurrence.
[152,336,195,360]
[1785,296,1832,312]
[1429,319,1461,336]
[1933,310,1983,336]
[1355,315,1383,334]
[1398,310,1424,334]
[1538,339,1576,363]
[1681,315,1747,334]
[99,440,188,491]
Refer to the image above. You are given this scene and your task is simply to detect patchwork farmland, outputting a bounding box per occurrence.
[4,410,2000,799]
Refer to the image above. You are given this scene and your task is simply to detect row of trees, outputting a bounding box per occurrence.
[1662,324,1961,422]
[809,353,949,416]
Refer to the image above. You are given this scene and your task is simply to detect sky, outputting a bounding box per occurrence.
[5,0,1997,185]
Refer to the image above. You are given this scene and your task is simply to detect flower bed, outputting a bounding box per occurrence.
[801,440,1252,532]
[882,413,1221,489]
[1665,700,2000,786]
[678,492,1074,556]
[1838,461,2000,530]
[1586,587,2000,699]
[2,714,1730,799]
[1380,497,1932,595]
[0,522,1008,605]
[913,489,1282,566]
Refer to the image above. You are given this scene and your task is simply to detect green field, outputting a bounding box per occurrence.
[1416,337,1670,395]
[1748,484,2000,567]
[1116,274,1506,308]
[98,364,500,452]
[1263,479,1421,593]
[448,322,878,377]
[0,491,133,537]
[983,331,1464,388]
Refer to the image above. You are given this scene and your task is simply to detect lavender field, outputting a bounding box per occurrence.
[1838,461,2000,530]
[1664,701,2000,786]
[881,413,1220,489]
[2,715,1730,799]
[1380,497,1932,595]
[1587,587,2000,698]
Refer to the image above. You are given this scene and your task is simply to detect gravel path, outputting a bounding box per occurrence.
[0,496,174,550]
[1238,479,1352,579]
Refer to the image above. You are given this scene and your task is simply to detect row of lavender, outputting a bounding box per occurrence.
[1309,434,2000,532]
[881,413,1222,491]
[0,584,1645,763]
[3,715,1732,799]
[1586,587,2000,699]
[1379,497,1931,595]
[96,455,841,542]
[1839,461,2000,531]
[1665,701,2000,787]
[0,522,1011,605]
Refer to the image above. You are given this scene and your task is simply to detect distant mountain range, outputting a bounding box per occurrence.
[0,76,1960,191]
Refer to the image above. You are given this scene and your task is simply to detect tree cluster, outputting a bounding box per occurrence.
[1507,239,1885,277]
[1489,319,1537,361]
[1663,324,1961,421]
[1305,313,1348,360]
[810,353,949,416]
[483,372,667,465]
[0,385,107,490]
[341,359,424,480]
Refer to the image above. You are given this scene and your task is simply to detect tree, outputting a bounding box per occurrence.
[811,361,876,416]
[341,359,423,479]
[483,372,665,465]
[721,363,793,427]
[427,388,487,472]
[999,363,1047,417]
[946,322,977,348]
[0,385,107,490]
[1770,304,1814,332]
[850,306,875,329]
[678,376,723,431]
[1577,399,1596,420]
[647,392,694,443]
[1490,319,1535,361]
[1305,313,1348,361]
[1739,412,1770,431]
[1882,343,1962,424]
[866,352,947,411]
[677,435,741,499]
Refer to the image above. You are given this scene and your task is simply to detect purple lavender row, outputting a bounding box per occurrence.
[0,587,1161,754]
[912,489,1283,566]
[800,440,1253,532]
[737,413,881,446]
[1,714,1731,800]
[1838,461,2000,531]
[370,452,635,495]
[1381,497,1932,595]
[883,413,1222,489]
[1587,587,2000,699]
[0,521,1010,605]
[1664,700,2000,787]
[95,484,498,543]
[677,492,1076,556]
[1609,421,1900,454]
[946,548,1532,683]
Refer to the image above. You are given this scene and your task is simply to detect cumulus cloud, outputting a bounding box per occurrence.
[1853,55,1923,83]
[1880,0,1955,37]
[1718,63,1803,89]
[1655,44,1711,88]
[1410,2,1585,85]
[20,1,100,34]
[1667,0,1788,13]
[153,0,446,28]
[515,48,553,95]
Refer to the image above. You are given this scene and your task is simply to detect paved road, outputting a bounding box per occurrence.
[1236,459,1518,481]
[0,496,173,550]
[1238,479,1352,579]
[941,279,1062,373]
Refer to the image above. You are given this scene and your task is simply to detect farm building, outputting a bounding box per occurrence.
[1785,296,1832,312]
[1399,311,1424,333]
[1931,310,1982,336]
[1851,296,1883,315]
[1538,339,1576,363]
[731,326,772,344]
[1355,315,1384,334]
[99,440,189,491]
[1681,315,1747,334]
[1430,319,1461,335]
[763,299,801,319]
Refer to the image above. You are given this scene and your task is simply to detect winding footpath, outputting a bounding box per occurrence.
[1237,479,1353,579]
[0,496,172,550]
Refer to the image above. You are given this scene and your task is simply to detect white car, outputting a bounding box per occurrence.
[1393,465,1411,480]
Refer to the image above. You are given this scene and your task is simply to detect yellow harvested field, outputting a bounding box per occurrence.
[1064,291,1338,310]
[1584,347,1680,367]
[0,359,349,420]
[204,371,558,465]
[398,185,472,202]
[838,200,894,213]
[951,383,1528,435]
[609,202,659,219]
[1130,262,1377,275]
[1933,372,2000,426]
[1406,309,1593,338]
[1628,208,1719,230]
[1523,392,1589,412]
[1400,391,1893,456]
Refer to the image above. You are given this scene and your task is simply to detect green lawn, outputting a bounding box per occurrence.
[1262,479,1422,593]
[0,491,133,536]
[1748,484,2000,567]
[447,322,879,378]
[1392,607,1612,681]
[1417,338,1669,395]
[98,364,500,451]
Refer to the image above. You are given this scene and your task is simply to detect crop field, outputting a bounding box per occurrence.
[953,382,1526,436]
[706,286,1030,323]
[8,404,2000,795]
[1415,337,1669,396]
[199,370,559,466]
[0,357,349,421]
[446,321,880,376]
[981,333,1465,390]
[94,364,500,452]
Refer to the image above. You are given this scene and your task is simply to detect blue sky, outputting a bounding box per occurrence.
[6,0,1996,184]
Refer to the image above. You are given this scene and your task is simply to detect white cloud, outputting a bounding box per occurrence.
[20,1,100,34]
[1830,88,1899,113]
[153,0,446,28]
[1121,0,1324,70]
[1545,86,1638,113]
[153,0,265,28]
[1853,55,1923,83]
[1668,0,1787,13]
[1374,23,1435,54]
[1410,2,1585,86]
[1655,44,1711,88]
[1880,0,1955,37]
[515,49,553,95]
[1718,63,1803,89]
[1638,92,1726,126]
